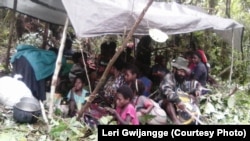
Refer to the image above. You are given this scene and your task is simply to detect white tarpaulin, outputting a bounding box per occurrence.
[61,0,244,50]
[0,0,67,26]
[0,0,244,50]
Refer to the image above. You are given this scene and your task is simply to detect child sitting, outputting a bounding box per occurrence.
[131,79,167,125]
[131,79,154,122]
[106,85,139,125]
[67,75,89,117]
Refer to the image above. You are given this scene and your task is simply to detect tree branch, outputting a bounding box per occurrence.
[77,0,154,120]
[48,17,69,119]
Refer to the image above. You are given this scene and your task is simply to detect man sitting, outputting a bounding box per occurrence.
[159,57,202,124]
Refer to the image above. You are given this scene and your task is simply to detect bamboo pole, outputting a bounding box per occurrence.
[77,0,154,120]
[5,0,17,71]
[48,17,69,119]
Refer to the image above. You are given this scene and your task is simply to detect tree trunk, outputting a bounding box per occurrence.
[5,0,17,72]
[208,0,218,15]
[229,30,234,85]
[226,0,231,18]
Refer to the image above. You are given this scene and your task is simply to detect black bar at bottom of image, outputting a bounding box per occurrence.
[98,125,250,141]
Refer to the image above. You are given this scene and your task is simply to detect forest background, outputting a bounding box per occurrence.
[0,0,250,140]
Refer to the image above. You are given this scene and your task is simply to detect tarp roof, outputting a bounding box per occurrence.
[61,0,244,50]
[0,0,244,50]
[0,0,67,26]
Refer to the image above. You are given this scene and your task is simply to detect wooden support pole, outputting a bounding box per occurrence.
[77,0,154,120]
[48,17,69,119]
[80,46,92,93]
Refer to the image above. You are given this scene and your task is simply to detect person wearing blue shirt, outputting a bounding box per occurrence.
[67,75,89,117]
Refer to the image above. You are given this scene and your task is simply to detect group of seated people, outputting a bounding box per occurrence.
[10,22,212,125]
[56,45,211,125]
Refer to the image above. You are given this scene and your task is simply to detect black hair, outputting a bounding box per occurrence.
[124,63,140,78]
[65,38,73,50]
[130,79,145,96]
[184,51,194,58]
[116,85,133,100]
[154,55,164,63]
[193,51,202,60]
[72,52,81,63]
[113,57,124,71]
[72,52,87,63]
[73,74,88,85]
[109,41,117,51]
[138,35,152,47]
[100,42,109,55]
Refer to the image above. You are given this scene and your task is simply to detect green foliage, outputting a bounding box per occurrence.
[200,85,250,124]
[99,115,117,125]
[0,2,249,139]
[139,114,155,125]
[49,117,92,141]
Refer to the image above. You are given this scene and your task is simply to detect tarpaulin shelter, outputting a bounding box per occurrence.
[1,0,244,118]
[62,0,244,50]
[0,0,67,26]
[0,0,244,50]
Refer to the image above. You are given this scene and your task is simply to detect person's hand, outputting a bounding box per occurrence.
[140,109,148,114]
[195,90,201,97]
[105,107,116,115]
[188,95,195,101]
[176,102,186,111]
[72,87,76,92]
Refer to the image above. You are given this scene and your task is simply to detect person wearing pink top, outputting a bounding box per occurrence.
[106,85,139,125]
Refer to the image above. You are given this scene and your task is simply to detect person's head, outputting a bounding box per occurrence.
[109,41,117,55]
[73,75,87,91]
[110,57,124,75]
[130,79,145,96]
[97,56,108,77]
[72,52,87,65]
[139,35,152,47]
[72,52,82,64]
[124,63,139,85]
[192,51,202,64]
[184,51,194,63]
[171,57,190,83]
[100,42,108,55]
[115,85,134,108]
[155,55,166,66]
[100,41,117,56]
[64,38,73,54]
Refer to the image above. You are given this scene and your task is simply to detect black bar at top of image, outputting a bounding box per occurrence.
[98,125,250,141]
